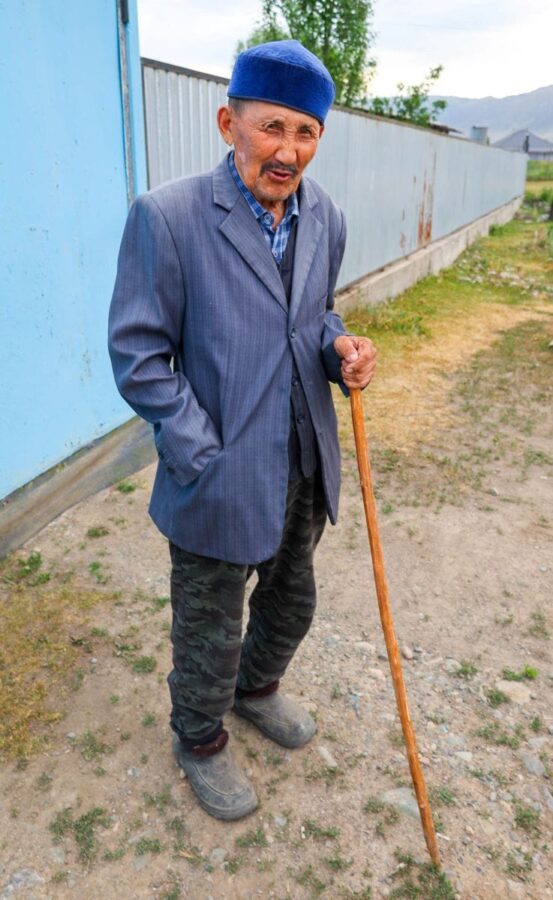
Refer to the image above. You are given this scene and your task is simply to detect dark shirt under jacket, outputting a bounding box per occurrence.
[278,220,318,480]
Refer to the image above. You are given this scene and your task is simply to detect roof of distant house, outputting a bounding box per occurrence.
[493,129,553,151]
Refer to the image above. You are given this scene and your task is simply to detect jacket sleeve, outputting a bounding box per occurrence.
[108,193,222,487]
[321,208,350,394]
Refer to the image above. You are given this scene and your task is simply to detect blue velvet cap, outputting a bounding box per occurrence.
[228,40,335,124]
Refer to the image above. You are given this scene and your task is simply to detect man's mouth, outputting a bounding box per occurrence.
[262,164,298,184]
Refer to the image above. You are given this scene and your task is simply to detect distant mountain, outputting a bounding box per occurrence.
[430,85,553,143]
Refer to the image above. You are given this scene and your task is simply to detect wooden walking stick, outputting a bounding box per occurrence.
[350,387,441,867]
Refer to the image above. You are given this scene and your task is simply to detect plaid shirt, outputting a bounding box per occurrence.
[228,152,299,265]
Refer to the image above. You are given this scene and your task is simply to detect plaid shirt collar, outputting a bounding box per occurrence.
[228,151,299,265]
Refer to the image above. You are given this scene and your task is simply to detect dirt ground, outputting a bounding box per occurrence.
[1,223,552,899]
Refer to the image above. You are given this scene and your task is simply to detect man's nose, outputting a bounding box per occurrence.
[273,142,297,166]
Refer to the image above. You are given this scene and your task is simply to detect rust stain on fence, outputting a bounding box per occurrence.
[417,153,437,248]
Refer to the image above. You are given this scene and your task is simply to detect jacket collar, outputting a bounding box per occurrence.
[213,154,322,320]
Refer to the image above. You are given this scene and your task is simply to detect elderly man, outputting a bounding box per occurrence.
[108,40,376,820]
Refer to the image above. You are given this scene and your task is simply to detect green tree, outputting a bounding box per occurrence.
[235,0,375,107]
[367,66,447,127]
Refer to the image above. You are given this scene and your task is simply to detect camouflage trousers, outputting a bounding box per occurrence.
[168,472,327,746]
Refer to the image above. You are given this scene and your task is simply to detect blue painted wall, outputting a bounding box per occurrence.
[0,1,147,499]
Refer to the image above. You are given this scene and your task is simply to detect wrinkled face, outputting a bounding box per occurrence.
[217,100,323,208]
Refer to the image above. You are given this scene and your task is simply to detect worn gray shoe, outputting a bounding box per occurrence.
[172,735,258,820]
[233,693,316,749]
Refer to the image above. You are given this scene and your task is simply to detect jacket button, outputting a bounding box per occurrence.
[166,465,175,474]
[291,377,299,387]
[290,328,296,339]
[296,414,305,425]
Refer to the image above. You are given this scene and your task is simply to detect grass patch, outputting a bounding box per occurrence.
[86,526,109,539]
[116,480,136,493]
[429,786,456,807]
[390,851,455,899]
[528,610,550,639]
[78,729,113,761]
[455,660,478,679]
[143,784,173,813]
[364,796,400,836]
[303,819,341,840]
[502,665,538,681]
[88,561,108,584]
[36,772,53,791]
[292,864,327,895]
[2,551,52,586]
[513,802,541,836]
[135,837,163,856]
[476,722,524,749]
[49,806,111,866]
[527,160,553,181]
[325,851,353,871]
[148,595,171,613]
[336,211,553,512]
[132,655,157,674]
[236,826,268,849]
[0,554,113,759]
[486,688,510,708]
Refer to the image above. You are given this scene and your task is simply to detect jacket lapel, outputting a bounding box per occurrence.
[213,157,287,313]
[288,180,323,325]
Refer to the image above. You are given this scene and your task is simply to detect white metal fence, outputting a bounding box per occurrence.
[142,59,527,291]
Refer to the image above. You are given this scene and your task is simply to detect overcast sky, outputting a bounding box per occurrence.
[137,0,553,99]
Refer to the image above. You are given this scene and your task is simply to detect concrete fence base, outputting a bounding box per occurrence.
[336,196,522,314]
[0,195,522,558]
[0,419,156,559]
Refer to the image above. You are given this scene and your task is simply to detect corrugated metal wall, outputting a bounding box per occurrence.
[142,60,527,291]
[1,1,147,501]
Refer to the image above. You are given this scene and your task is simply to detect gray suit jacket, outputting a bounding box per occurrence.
[108,155,348,564]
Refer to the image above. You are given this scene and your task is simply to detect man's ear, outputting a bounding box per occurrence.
[318,124,325,140]
[217,106,233,146]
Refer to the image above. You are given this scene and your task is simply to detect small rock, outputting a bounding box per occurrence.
[520,752,546,777]
[455,751,473,763]
[317,746,338,769]
[127,767,140,779]
[402,645,414,660]
[495,679,531,705]
[49,847,66,865]
[208,848,227,868]
[66,732,76,741]
[543,788,553,813]
[366,668,385,681]
[445,734,465,749]
[379,787,420,820]
[444,659,460,674]
[354,641,375,654]
[274,816,288,828]
[506,878,525,896]
[528,737,548,750]
[3,870,44,893]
